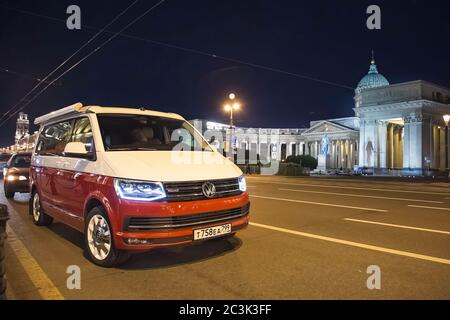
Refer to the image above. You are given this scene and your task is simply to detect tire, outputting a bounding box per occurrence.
[30,191,53,226]
[84,207,130,268]
[4,185,14,199]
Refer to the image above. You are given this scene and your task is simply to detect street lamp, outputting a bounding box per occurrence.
[444,114,450,171]
[223,93,241,159]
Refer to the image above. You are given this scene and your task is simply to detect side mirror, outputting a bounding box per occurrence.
[64,142,94,160]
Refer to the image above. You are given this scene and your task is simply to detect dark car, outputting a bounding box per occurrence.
[0,153,11,177]
[3,153,32,199]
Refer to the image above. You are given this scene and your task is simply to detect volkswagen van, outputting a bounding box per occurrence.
[30,103,249,267]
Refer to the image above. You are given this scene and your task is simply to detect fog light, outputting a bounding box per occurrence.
[125,238,151,245]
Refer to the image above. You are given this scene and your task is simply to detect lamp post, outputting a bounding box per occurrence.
[444,114,450,172]
[224,93,240,160]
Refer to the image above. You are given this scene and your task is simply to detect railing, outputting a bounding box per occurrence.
[0,204,9,300]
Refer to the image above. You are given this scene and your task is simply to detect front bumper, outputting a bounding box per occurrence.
[4,180,30,193]
[114,193,250,250]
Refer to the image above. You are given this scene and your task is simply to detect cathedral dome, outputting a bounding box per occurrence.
[356,59,389,92]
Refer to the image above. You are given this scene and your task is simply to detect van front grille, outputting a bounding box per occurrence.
[163,178,242,202]
[124,203,250,230]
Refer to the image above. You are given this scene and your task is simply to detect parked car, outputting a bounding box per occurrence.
[3,152,31,199]
[0,153,11,178]
[30,103,250,267]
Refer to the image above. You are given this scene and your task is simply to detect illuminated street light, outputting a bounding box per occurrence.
[223,94,241,160]
[444,114,450,126]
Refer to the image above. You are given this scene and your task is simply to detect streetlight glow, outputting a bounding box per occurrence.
[224,104,231,111]
[233,103,240,110]
[229,93,236,100]
[444,114,450,126]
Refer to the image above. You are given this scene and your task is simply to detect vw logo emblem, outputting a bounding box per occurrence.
[202,182,216,198]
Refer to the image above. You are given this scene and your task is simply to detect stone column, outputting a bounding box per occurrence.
[440,127,446,171]
[403,119,410,169]
[358,120,366,167]
[316,141,320,158]
[378,121,388,168]
[387,124,394,168]
[314,141,318,158]
[348,140,353,168]
[330,141,333,167]
[393,126,399,168]
[345,140,349,169]
[433,126,440,169]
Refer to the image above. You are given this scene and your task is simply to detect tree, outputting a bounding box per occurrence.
[285,155,318,170]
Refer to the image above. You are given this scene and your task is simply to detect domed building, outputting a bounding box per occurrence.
[356,59,390,93]
[354,56,450,175]
[193,54,450,176]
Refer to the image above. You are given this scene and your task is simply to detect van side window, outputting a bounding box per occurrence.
[36,120,73,156]
[71,117,94,153]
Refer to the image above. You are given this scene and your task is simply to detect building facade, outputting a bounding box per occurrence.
[15,112,29,144]
[193,57,450,175]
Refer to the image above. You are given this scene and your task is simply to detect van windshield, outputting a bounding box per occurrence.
[97,114,212,152]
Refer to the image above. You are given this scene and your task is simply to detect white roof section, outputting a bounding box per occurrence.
[34,102,184,125]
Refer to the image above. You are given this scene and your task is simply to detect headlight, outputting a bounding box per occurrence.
[19,176,27,181]
[238,176,247,192]
[114,179,166,201]
[6,175,16,181]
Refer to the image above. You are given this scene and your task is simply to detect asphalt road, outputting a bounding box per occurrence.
[2,176,450,299]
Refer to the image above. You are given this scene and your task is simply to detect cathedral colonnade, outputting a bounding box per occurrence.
[358,114,450,172]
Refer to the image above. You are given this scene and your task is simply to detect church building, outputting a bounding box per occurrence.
[194,56,450,176]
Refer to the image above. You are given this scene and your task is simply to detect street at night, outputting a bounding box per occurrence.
[2,175,450,300]
[1,0,450,311]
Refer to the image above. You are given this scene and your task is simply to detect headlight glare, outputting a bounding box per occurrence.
[114,179,166,201]
[238,176,247,192]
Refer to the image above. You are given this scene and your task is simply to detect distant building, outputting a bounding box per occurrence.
[15,112,29,144]
[193,55,450,175]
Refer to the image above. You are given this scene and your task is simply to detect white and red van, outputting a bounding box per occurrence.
[30,103,249,267]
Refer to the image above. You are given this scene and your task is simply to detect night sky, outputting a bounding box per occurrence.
[1,0,449,146]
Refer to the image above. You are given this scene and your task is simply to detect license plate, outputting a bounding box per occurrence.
[194,224,232,240]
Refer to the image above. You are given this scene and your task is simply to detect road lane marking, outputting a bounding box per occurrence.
[250,180,450,196]
[249,222,450,266]
[279,188,444,204]
[408,205,450,211]
[6,226,64,300]
[250,195,388,212]
[344,218,450,235]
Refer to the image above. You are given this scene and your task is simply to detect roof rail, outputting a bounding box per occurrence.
[34,102,84,125]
